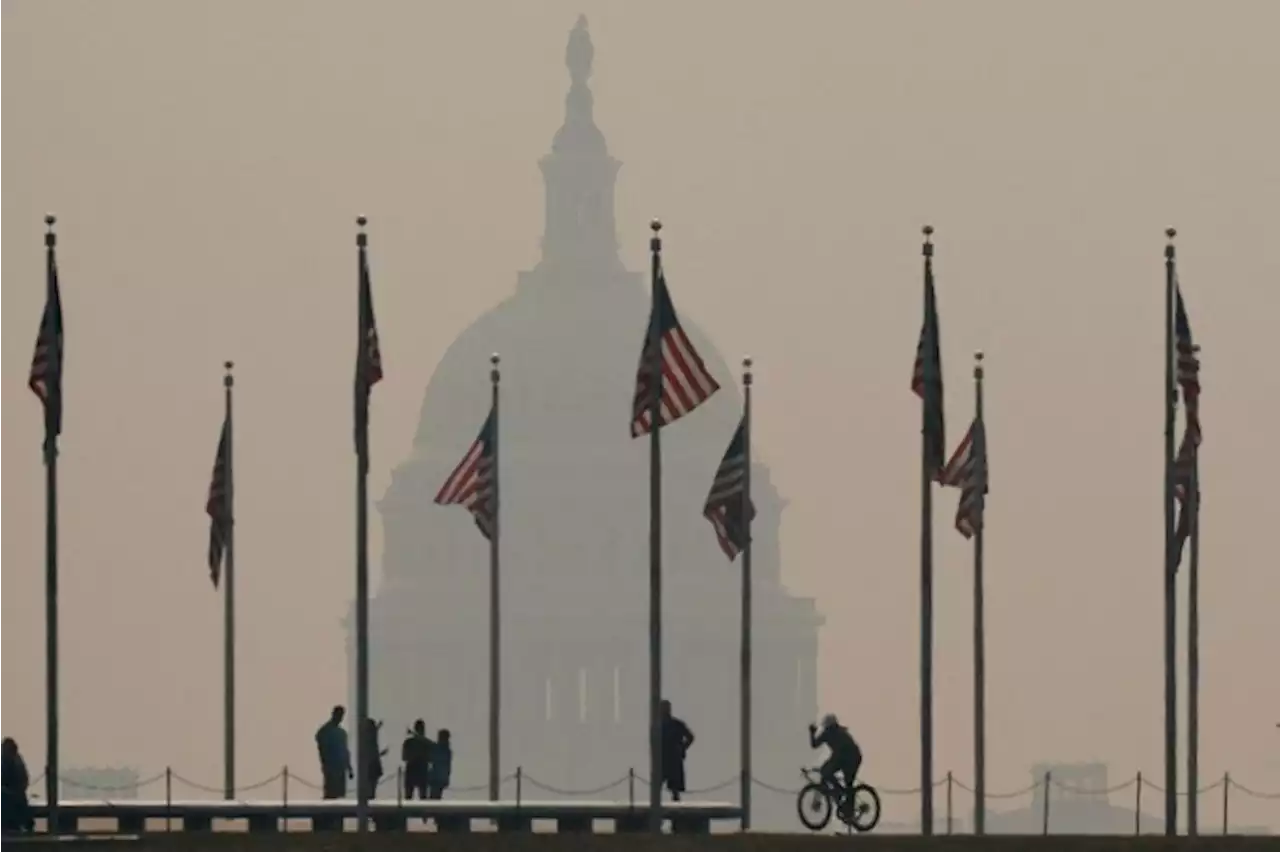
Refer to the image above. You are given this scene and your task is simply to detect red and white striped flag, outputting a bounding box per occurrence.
[435,408,497,540]
[630,267,720,437]
[940,418,987,540]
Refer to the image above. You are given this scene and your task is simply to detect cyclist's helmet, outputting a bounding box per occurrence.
[821,713,839,729]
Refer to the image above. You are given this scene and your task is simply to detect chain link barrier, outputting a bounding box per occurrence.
[521,773,630,797]
[1227,777,1280,800]
[1140,775,1233,795]
[17,763,1279,838]
[25,765,1278,806]
[755,770,1278,836]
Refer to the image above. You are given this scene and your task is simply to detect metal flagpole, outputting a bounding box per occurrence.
[647,219,665,834]
[973,352,986,835]
[355,216,372,834]
[42,214,61,834]
[920,225,936,835]
[1163,228,1178,836]
[223,361,236,800]
[740,357,754,830]
[489,353,502,801]
[1187,343,1201,835]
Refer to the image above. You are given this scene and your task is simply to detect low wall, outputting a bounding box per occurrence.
[27,833,1274,851]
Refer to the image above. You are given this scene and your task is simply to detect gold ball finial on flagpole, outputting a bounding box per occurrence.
[490,352,500,383]
[45,214,57,229]
[224,360,234,388]
[650,219,662,233]
[1166,227,1177,241]
[743,356,753,386]
[974,350,984,380]
[357,215,368,229]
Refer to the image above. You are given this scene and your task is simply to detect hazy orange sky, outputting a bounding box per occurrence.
[3,0,1278,831]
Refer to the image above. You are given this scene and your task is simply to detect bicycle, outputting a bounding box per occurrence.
[795,766,882,833]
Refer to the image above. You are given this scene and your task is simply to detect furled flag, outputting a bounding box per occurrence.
[354,236,384,461]
[206,418,231,587]
[1174,283,1201,447]
[435,408,497,540]
[30,239,65,438]
[703,417,755,560]
[1171,427,1198,568]
[630,266,720,438]
[940,418,988,539]
[911,258,946,478]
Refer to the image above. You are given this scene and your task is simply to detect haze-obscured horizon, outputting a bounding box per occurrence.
[3,0,1278,831]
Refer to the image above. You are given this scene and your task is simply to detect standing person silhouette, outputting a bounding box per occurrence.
[401,720,432,800]
[361,718,388,800]
[2,738,34,834]
[427,730,452,800]
[314,706,352,800]
[660,700,695,802]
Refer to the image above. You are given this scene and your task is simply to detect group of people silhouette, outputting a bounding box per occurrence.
[1,698,701,836]
[314,706,452,801]
[313,700,701,805]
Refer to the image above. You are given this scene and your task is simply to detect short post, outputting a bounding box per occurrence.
[282,767,289,833]
[1222,772,1229,835]
[1042,771,1051,835]
[946,771,953,835]
[515,766,523,808]
[1134,771,1142,835]
[629,768,636,808]
[396,766,403,807]
[165,767,172,832]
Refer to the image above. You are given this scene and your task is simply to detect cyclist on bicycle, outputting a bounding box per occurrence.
[809,713,862,792]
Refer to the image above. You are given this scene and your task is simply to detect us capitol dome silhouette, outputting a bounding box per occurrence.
[347,15,822,827]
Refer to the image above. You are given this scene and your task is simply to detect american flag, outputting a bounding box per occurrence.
[703,417,755,560]
[1171,427,1198,570]
[1174,283,1201,447]
[435,408,497,540]
[206,417,231,587]
[912,256,946,478]
[29,242,64,437]
[940,418,988,540]
[354,235,383,462]
[630,267,720,438]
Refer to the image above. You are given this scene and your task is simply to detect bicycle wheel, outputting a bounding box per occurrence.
[795,782,834,831]
[838,783,882,832]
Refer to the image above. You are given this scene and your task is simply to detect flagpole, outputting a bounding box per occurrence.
[740,356,754,831]
[42,214,61,834]
[489,353,502,802]
[222,361,236,801]
[355,215,372,834]
[919,224,936,835]
[972,351,986,835]
[647,219,665,834]
[1187,342,1202,835]
[1163,228,1178,836]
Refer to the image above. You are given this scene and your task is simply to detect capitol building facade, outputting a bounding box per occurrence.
[347,16,822,829]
